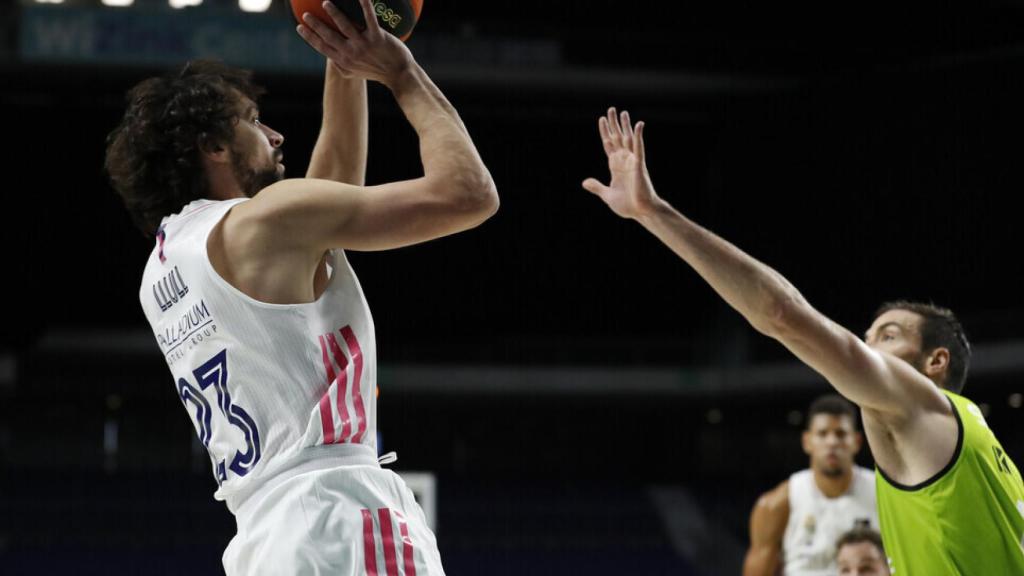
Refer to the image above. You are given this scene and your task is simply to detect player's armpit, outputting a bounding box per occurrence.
[235,176,498,253]
[743,482,788,576]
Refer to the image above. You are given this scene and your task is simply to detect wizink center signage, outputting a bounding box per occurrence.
[19,5,324,72]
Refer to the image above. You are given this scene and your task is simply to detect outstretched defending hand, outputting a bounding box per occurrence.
[582,107,659,220]
[296,0,414,88]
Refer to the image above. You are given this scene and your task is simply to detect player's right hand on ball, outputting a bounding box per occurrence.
[296,0,414,87]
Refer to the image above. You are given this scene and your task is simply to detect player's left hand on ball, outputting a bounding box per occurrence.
[582,107,659,220]
[296,0,414,87]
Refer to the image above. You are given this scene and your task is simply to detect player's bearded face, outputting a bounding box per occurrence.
[232,146,283,198]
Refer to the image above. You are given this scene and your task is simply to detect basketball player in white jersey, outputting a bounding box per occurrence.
[743,395,878,576]
[104,1,497,573]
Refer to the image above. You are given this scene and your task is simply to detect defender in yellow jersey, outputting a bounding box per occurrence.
[581,109,1024,576]
[875,389,1024,574]
[862,305,1024,575]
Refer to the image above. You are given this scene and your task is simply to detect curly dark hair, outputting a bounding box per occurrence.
[104,60,266,236]
[874,300,971,394]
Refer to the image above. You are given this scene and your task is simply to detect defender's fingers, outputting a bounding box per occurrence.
[620,111,633,150]
[582,178,608,196]
[599,116,610,140]
[599,117,616,154]
[634,121,646,161]
[606,107,621,141]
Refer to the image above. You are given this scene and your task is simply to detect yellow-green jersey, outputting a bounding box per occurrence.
[876,390,1024,575]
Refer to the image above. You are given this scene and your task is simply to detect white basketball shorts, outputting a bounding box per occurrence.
[223,464,445,576]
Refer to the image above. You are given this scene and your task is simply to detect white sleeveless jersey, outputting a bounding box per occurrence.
[139,199,378,513]
[782,466,878,576]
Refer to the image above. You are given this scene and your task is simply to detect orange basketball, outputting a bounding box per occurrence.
[291,0,423,42]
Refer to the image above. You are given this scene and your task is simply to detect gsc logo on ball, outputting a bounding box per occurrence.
[373,1,403,29]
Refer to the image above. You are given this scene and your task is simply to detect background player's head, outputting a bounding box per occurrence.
[836,527,890,575]
[865,301,971,393]
[105,60,284,236]
[803,394,862,478]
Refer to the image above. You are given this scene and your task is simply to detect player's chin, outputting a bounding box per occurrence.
[822,464,846,478]
[248,168,287,198]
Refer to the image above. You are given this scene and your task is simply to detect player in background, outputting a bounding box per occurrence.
[835,527,890,576]
[744,395,878,576]
[581,108,1024,575]
[104,0,497,573]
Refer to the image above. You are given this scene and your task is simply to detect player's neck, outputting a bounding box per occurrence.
[205,161,247,201]
[209,181,247,201]
[812,467,854,498]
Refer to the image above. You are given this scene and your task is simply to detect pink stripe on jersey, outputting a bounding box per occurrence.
[325,333,352,443]
[341,326,368,443]
[317,335,336,444]
[396,511,417,576]
[362,509,379,576]
[157,228,167,264]
[378,508,400,576]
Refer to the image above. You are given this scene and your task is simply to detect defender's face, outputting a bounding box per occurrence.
[803,414,860,478]
[837,542,890,575]
[230,97,285,197]
[863,309,925,366]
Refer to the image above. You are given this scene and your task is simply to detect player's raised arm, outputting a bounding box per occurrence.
[236,0,497,253]
[581,108,947,423]
[306,62,368,185]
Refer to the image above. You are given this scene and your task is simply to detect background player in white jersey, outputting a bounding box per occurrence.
[104,0,497,573]
[743,395,878,576]
[835,528,890,576]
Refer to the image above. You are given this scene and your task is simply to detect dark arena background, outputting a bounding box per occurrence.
[3,1,1024,574]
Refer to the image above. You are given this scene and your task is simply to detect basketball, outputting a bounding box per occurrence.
[291,0,423,42]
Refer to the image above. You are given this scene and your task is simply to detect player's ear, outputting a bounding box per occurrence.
[923,347,950,381]
[198,133,230,164]
[852,430,864,455]
[801,429,812,456]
